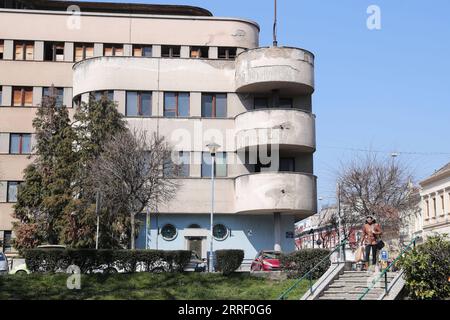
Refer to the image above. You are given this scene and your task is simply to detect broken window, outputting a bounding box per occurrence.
[44,42,64,61]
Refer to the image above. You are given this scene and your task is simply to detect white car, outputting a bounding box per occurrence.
[0,252,9,275]
[9,258,30,275]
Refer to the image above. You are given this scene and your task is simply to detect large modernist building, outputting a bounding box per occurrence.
[0,0,317,260]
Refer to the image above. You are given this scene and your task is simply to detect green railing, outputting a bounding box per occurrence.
[358,236,420,300]
[278,239,348,300]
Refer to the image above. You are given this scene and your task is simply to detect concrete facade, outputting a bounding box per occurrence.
[0,0,317,258]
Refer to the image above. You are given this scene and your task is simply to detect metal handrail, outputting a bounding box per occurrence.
[278,238,348,300]
[357,236,419,300]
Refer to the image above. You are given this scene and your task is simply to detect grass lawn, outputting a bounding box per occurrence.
[0,272,310,300]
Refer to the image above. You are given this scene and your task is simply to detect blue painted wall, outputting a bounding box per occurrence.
[136,214,295,260]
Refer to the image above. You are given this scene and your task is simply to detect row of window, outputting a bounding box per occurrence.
[163,152,227,178]
[424,192,450,220]
[125,91,227,118]
[0,40,238,62]
[160,223,229,241]
[1,85,298,112]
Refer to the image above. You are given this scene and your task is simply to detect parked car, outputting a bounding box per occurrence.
[250,250,281,271]
[9,259,30,275]
[0,252,9,275]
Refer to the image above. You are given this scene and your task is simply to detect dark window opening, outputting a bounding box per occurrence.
[218,47,237,59]
[254,97,269,109]
[190,46,208,58]
[44,42,64,61]
[161,45,181,58]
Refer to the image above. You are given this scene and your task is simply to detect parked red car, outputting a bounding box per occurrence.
[250,250,281,271]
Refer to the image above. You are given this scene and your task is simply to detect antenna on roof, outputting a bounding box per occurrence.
[273,0,278,47]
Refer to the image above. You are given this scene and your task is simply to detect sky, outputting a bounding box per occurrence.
[88,0,450,204]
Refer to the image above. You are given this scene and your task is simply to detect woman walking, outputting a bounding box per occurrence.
[361,215,382,271]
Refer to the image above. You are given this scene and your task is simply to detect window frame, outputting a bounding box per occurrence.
[12,87,33,107]
[42,87,64,107]
[9,133,32,155]
[6,181,20,203]
[201,93,227,118]
[164,151,190,177]
[103,43,124,57]
[2,231,12,253]
[161,45,181,58]
[279,157,296,172]
[218,47,237,60]
[190,46,208,58]
[14,41,34,61]
[201,152,227,178]
[133,45,152,57]
[74,43,94,62]
[44,41,65,62]
[161,224,178,241]
[0,40,4,60]
[126,91,152,117]
[164,92,190,117]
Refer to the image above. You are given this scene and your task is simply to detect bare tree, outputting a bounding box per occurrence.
[87,129,180,249]
[337,153,420,240]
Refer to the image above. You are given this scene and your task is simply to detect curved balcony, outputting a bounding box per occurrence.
[235,47,314,94]
[235,108,315,152]
[234,172,317,216]
[72,56,236,96]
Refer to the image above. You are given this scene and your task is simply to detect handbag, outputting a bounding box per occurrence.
[376,239,385,250]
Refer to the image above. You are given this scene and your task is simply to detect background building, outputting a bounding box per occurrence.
[0,0,317,259]
[419,162,450,238]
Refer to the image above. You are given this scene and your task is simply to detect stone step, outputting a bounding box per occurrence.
[329,283,386,289]
[337,275,396,280]
[319,292,380,300]
[318,295,379,300]
[325,288,384,295]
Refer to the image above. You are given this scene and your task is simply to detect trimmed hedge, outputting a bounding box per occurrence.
[280,248,330,279]
[215,249,244,275]
[23,249,191,274]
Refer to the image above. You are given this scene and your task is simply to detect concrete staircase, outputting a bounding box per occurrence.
[317,270,398,300]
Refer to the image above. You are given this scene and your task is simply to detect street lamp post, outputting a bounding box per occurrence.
[206,142,220,272]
